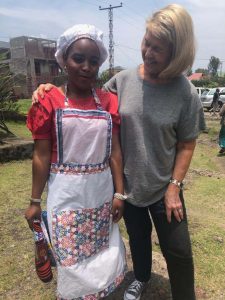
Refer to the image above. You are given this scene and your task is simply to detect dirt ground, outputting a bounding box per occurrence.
[107,239,172,300]
[108,238,218,300]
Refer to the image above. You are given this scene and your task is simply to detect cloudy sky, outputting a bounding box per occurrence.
[0,0,225,73]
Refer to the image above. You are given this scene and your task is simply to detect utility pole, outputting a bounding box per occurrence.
[99,3,122,78]
[220,61,224,77]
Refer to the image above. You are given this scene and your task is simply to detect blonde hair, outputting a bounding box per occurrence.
[146,4,195,79]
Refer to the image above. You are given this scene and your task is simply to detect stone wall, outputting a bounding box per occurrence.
[0,138,33,162]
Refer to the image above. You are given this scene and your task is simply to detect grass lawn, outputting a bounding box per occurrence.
[0,117,224,299]
[5,120,32,140]
[186,175,225,297]
[17,99,32,115]
[0,99,32,140]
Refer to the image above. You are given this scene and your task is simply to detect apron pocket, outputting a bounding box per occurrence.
[52,202,111,267]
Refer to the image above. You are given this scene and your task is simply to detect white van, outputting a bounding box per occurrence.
[200,87,225,110]
[195,87,210,97]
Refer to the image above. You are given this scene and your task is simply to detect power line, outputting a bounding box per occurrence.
[99,3,123,77]
[114,11,144,33]
[195,58,225,62]
[115,43,139,52]
[115,45,140,66]
[125,3,148,20]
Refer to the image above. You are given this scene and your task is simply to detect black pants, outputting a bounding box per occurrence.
[123,194,196,300]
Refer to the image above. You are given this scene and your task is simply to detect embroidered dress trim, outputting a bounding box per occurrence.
[56,109,63,164]
[50,161,109,175]
[52,202,111,266]
[57,269,126,300]
[60,108,110,117]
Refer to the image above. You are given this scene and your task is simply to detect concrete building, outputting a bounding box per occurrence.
[0,41,10,74]
[0,36,62,98]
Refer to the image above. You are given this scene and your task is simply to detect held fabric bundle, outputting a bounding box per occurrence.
[32,211,56,283]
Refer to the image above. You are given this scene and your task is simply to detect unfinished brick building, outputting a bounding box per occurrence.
[0,36,63,98]
[9,36,61,97]
[0,41,10,75]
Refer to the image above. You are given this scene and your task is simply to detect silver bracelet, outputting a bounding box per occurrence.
[114,193,127,201]
[169,178,184,189]
[30,197,42,204]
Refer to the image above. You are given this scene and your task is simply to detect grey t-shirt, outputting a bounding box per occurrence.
[104,67,205,207]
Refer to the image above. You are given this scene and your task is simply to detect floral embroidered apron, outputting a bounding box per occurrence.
[46,89,126,300]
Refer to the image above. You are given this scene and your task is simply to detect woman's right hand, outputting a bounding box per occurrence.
[32,83,54,104]
[24,204,42,230]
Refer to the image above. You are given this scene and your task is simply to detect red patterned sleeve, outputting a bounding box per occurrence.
[26,94,53,140]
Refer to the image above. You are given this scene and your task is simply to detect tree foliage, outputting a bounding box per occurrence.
[195,68,208,75]
[97,67,124,87]
[191,76,225,88]
[96,70,111,88]
[208,56,221,77]
[0,53,18,138]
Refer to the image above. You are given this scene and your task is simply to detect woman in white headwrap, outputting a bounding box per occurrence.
[25,24,126,300]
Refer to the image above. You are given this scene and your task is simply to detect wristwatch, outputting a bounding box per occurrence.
[169,178,184,189]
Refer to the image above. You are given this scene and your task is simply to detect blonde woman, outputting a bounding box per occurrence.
[104,4,205,300]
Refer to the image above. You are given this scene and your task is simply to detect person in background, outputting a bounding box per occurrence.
[32,4,205,300]
[25,24,126,300]
[210,88,220,115]
[218,103,225,155]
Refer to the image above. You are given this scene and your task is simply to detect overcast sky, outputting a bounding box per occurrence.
[0,0,225,73]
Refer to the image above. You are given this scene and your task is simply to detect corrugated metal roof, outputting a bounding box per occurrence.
[187,73,203,81]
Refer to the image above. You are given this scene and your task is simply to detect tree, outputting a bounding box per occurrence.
[208,56,220,77]
[0,53,18,138]
[97,66,124,87]
[195,68,208,75]
[97,70,111,87]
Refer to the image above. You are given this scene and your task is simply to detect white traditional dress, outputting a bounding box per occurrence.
[27,88,126,300]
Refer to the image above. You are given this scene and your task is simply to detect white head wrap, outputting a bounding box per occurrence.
[55,24,108,68]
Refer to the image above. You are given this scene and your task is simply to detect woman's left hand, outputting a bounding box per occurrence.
[164,185,183,223]
[25,204,42,230]
[111,198,124,223]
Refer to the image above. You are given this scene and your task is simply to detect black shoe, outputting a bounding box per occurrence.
[124,280,147,300]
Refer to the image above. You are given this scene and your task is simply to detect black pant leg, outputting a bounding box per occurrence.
[123,201,152,282]
[150,196,196,300]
